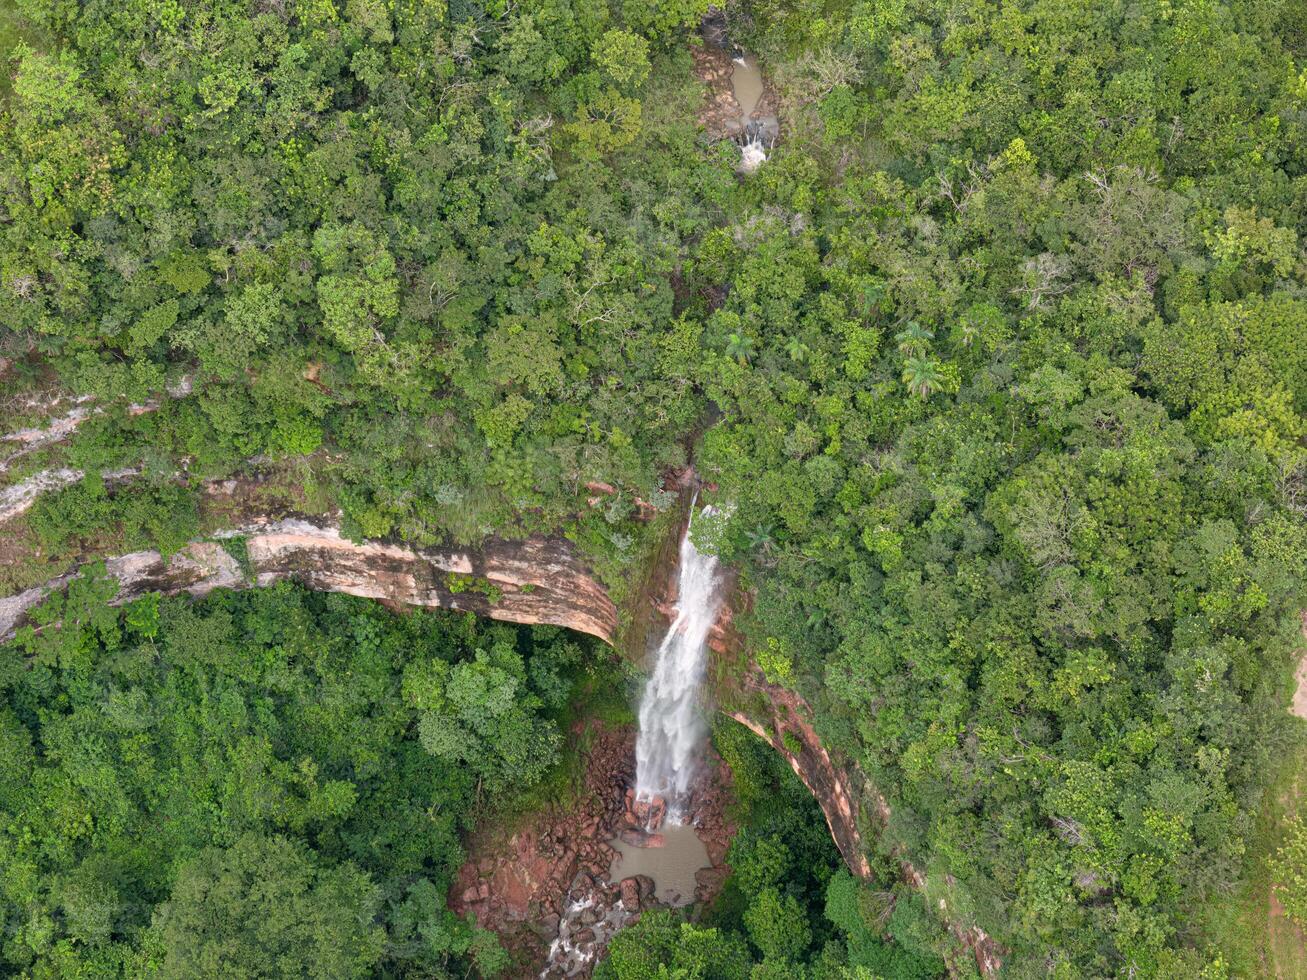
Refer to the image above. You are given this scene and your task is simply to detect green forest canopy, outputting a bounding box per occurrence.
[0,0,1305,974]
[0,582,594,976]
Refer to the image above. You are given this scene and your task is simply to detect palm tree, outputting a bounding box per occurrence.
[901,357,943,399]
[858,282,885,319]
[725,332,755,365]
[745,524,776,554]
[785,337,809,363]
[894,320,935,355]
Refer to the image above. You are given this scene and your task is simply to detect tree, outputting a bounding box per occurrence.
[726,332,756,365]
[592,29,650,90]
[150,834,385,980]
[893,321,934,355]
[595,911,752,979]
[402,643,560,792]
[900,357,943,399]
[744,887,812,963]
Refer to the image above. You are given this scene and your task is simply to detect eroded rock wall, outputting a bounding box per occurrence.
[720,667,1004,977]
[0,517,618,644]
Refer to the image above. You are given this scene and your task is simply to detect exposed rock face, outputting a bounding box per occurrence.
[724,699,872,880]
[721,658,1004,977]
[0,517,618,644]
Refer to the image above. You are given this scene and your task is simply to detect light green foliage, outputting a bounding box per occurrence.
[688,0,1307,972]
[1270,816,1307,928]
[403,642,560,790]
[595,910,753,979]
[1,0,1305,973]
[27,475,200,559]
[0,0,716,560]
[743,886,811,962]
[593,29,650,89]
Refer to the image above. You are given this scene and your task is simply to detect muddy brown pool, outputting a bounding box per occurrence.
[730,53,764,119]
[607,823,711,906]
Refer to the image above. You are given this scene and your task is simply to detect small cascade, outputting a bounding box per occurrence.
[633,503,725,824]
[701,8,777,171]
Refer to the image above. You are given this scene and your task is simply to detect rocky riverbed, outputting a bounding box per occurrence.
[449,722,736,977]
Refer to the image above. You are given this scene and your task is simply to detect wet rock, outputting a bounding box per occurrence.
[618,828,665,848]
[619,877,642,912]
[694,867,729,902]
[570,871,594,898]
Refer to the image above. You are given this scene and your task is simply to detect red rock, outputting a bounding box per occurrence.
[619,877,642,911]
[630,794,667,831]
[694,866,729,903]
[619,828,665,848]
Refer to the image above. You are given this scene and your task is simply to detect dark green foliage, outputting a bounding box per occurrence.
[28,474,200,558]
[826,871,943,980]
[151,833,385,980]
[0,0,722,570]
[684,1,1307,971]
[0,582,605,977]
[595,909,753,980]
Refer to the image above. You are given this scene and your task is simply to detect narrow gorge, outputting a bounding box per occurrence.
[0,472,1005,976]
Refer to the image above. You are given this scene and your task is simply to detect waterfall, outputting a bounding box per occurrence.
[633,503,724,823]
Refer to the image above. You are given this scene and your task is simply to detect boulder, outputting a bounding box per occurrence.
[570,871,594,892]
[629,793,667,831]
[694,866,730,902]
[619,828,665,848]
[619,876,642,911]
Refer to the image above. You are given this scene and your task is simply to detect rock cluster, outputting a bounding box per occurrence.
[450,725,739,977]
[541,872,659,978]
[450,727,634,928]
[449,725,639,974]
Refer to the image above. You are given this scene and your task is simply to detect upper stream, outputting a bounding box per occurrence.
[730,52,764,119]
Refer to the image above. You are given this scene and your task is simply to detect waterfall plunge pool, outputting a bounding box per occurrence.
[608,824,712,907]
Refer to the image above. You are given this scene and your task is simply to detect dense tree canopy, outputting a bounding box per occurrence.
[0,582,600,976]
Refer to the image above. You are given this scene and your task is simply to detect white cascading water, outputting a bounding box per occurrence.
[634,503,724,823]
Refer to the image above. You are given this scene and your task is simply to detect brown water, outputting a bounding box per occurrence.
[731,53,764,119]
[608,824,711,907]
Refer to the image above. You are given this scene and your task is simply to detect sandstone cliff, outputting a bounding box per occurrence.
[0,517,617,644]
